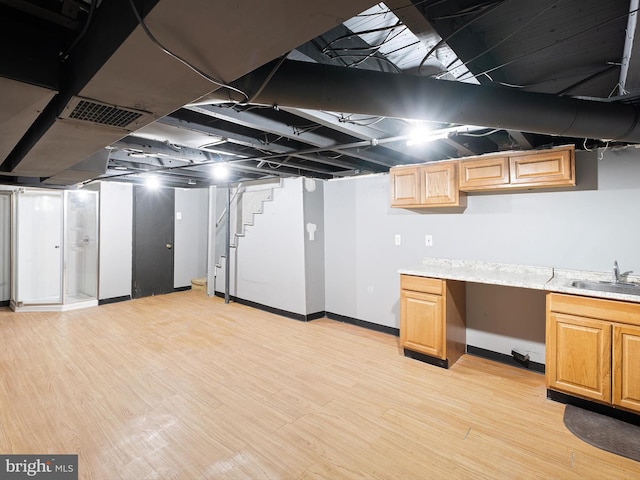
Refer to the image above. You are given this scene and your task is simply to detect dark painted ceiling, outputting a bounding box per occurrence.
[1,0,639,188]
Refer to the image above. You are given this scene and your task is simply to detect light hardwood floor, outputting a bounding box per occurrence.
[1,290,638,479]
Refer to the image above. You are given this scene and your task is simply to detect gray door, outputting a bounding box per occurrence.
[133,186,175,298]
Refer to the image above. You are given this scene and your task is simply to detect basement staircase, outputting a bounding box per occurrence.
[214,178,282,273]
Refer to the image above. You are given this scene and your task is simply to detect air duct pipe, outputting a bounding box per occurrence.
[202,59,640,143]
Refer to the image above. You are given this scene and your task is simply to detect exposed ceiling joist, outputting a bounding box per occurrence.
[159,112,378,174]
[1,1,638,189]
[186,104,396,168]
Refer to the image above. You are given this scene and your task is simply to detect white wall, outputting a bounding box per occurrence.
[324,147,640,364]
[98,182,133,300]
[235,177,306,314]
[174,188,209,288]
[214,177,309,315]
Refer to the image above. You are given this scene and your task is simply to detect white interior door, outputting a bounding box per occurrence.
[15,190,63,304]
[0,193,10,303]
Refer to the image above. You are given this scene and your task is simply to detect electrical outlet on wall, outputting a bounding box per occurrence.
[425,234,433,246]
[395,234,401,246]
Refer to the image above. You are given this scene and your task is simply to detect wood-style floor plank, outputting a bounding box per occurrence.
[1,290,639,479]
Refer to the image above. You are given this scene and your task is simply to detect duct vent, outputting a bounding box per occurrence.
[61,97,152,130]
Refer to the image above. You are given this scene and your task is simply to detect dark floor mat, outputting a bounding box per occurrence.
[563,404,640,462]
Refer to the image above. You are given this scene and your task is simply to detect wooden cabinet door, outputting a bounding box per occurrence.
[509,148,574,188]
[459,157,509,191]
[420,162,463,206]
[390,166,421,207]
[613,324,640,413]
[400,290,445,359]
[546,312,611,403]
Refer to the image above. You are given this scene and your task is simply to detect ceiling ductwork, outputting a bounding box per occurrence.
[0,0,376,184]
[202,59,640,143]
[3,1,639,188]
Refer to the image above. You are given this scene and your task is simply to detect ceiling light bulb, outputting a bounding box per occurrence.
[145,175,161,189]
[212,163,229,180]
[407,128,449,147]
[406,126,432,147]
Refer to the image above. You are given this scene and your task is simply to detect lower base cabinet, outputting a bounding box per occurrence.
[546,293,640,414]
[613,324,640,412]
[400,275,466,368]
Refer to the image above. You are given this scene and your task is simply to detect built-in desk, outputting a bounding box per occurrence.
[400,257,640,303]
[399,258,640,417]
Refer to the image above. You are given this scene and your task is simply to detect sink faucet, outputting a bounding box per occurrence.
[613,260,633,283]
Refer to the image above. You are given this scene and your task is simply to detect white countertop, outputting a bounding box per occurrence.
[399,258,640,303]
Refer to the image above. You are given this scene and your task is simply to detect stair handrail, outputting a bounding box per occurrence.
[215,183,244,228]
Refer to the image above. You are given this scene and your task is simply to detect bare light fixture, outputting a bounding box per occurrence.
[405,124,450,147]
[145,175,161,189]
[212,163,229,180]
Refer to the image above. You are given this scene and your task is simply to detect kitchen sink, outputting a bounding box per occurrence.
[570,280,640,296]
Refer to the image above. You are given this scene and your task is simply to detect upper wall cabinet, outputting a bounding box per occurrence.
[390,145,575,209]
[459,145,575,192]
[390,165,421,206]
[509,147,575,188]
[458,156,509,191]
[390,161,465,208]
[420,161,464,206]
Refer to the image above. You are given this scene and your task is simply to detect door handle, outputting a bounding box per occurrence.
[166,243,173,249]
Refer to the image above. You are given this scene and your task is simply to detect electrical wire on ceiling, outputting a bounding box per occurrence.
[417,0,512,75]
[457,128,502,137]
[245,51,291,105]
[60,0,99,61]
[292,124,323,135]
[457,5,640,83]
[338,114,387,127]
[355,0,450,18]
[381,39,421,56]
[431,0,504,20]
[325,53,402,73]
[345,25,408,69]
[321,22,404,54]
[126,0,249,102]
[443,0,562,72]
[321,21,407,72]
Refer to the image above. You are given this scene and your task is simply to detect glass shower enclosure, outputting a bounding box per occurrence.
[11,188,99,311]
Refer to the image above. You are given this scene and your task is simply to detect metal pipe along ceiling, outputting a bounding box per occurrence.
[209,59,640,143]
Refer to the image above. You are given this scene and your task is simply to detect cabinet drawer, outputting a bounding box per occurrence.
[459,157,509,191]
[400,275,443,295]
[547,293,640,326]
